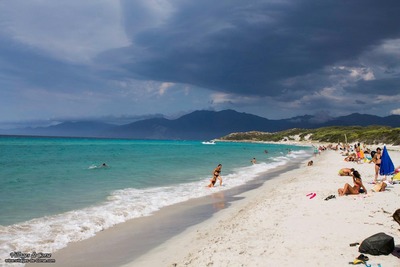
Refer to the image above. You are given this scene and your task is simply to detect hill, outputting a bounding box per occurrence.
[4,121,114,138]
[1,110,400,140]
[220,126,400,145]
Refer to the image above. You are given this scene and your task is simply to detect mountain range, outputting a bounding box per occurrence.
[1,110,399,140]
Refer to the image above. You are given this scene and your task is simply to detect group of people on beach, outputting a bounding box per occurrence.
[308,142,396,197]
[343,144,383,184]
[336,144,390,196]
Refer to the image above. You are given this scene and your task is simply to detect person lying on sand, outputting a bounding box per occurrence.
[344,153,357,162]
[338,170,367,196]
[338,168,355,176]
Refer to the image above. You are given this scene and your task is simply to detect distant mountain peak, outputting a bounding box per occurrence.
[1,110,399,140]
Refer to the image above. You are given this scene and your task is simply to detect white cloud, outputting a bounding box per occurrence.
[380,38,400,56]
[349,68,375,81]
[159,82,175,95]
[210,92,259,105]
[334,66,375,81]
[391,108,400,115]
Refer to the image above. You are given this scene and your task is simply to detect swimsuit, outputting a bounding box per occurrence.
[375,155,381,167]
[211,168,221,184]
[354,178,364,193]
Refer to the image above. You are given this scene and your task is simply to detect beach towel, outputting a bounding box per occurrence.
[358,232,394,255]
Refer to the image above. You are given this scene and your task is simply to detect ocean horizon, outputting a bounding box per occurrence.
[0,135,312,262]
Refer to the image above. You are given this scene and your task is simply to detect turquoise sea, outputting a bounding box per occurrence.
[0,136,311,261]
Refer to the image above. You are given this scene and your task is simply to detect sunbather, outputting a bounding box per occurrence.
[344,153,357,162]
[338,168,355,176]
[338,170,367,196]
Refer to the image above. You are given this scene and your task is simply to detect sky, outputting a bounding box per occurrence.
[1,0,400,129]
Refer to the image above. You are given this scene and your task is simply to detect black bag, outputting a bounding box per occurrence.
[358,232,395,255]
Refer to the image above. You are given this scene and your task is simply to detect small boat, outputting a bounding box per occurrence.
[202,140,216,145]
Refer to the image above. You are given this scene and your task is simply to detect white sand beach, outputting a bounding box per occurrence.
[126,146,400,267]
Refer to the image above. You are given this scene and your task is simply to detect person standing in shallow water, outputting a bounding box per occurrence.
[215,164,223,185]
[208,164,222,187]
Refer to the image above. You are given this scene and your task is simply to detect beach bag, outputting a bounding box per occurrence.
[371,182,386,192]
[358,232,394,255]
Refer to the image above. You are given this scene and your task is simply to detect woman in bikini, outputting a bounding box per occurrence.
[372,147,382,183]
[338,170,367,196]
[207,164,222,187]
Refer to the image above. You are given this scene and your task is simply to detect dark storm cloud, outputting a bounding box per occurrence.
[0,38,104,92]
[1,0,399,125]
[112,0,400,97]
[346,77,400,95]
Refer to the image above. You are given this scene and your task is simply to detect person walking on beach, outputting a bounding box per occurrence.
[208,164,222,187]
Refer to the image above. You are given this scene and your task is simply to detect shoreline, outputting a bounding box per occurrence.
[126,147,400,266]
[28,150,310,267]
[23,143,400,266]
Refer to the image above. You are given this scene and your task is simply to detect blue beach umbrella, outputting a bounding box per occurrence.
[379,146,395,176]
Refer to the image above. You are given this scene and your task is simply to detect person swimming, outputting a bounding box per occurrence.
[89,163,109,169]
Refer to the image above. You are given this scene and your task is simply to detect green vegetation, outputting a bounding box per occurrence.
[220,126,400,145]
